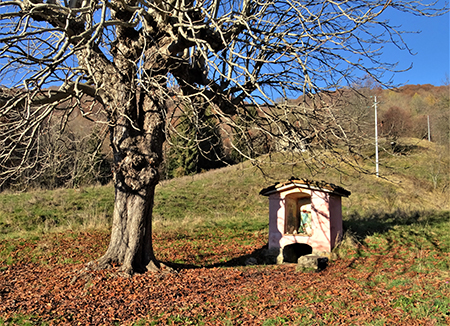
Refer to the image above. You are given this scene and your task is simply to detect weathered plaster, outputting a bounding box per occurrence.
[263,181,349,260]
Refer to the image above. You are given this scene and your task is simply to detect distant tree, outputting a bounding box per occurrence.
[0,0,446,275]
[381,106,413,141]
[410,92,426,115]
[69,125,112,187]
[166,106,224,178]
[166,117,198,178]
[337,78,379,141]
[429,85,450,145]
[411,114,429,140]
[227,105,272,163]
[0,104,111,190]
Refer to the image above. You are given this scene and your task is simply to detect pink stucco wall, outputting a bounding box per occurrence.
[267,187,342,253]
[310,191,332,252]
[329,194,343,248]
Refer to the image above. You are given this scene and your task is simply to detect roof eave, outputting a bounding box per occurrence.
[260,182,350,197]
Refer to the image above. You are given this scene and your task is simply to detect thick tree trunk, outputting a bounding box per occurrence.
[78,28,171,275]
[89,91,166,275]
[96,184,157,274]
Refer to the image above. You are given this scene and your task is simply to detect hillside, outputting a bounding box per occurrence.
[0,137,449,325]
[2,83,447,191]
[289,83,449,145]
[0,137,448,239]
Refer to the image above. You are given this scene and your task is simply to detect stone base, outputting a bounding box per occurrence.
[296,254,329,272]
[261,247,336,266]
[311,250,337,261]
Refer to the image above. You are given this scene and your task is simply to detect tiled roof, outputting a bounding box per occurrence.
[259,177,351,197]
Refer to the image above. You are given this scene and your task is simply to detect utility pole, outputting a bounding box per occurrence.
[427,115,431,142]
[374,96,379,177]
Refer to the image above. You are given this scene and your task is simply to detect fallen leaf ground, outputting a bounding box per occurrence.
[1,230,449,325]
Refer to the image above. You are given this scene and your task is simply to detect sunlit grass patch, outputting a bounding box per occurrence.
[0,186,114,239]
[0,314,47,326]
[392,294,450,325]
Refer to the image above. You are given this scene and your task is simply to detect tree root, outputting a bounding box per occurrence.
[70,266,93,285]
[70,258,176,284]
[69,258,112,284]
[146,260,175,275]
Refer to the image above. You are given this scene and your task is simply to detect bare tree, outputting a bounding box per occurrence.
[0,0,446,274]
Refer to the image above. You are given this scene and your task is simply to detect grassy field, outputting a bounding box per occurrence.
[0,138,449,325]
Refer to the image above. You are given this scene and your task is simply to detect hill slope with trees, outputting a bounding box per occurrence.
[0,136,448,325]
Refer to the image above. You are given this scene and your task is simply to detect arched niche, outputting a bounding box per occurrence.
[284,193,312,236]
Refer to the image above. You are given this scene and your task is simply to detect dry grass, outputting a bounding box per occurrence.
[0,137,448,240]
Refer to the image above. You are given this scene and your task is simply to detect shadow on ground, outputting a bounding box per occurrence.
[163,245,270,271]
[164,210,449,271]
[343,209,449,239]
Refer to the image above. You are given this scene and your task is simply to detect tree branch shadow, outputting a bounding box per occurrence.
[343,209,448,242]
[161,210,449,271]
[160,245,270,271]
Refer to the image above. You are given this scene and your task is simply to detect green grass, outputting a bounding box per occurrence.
[0,314,48,326]
[0,137,449,325]
[0,186,114,238]
[1,137,448,240]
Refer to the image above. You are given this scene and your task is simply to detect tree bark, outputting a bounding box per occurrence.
[76,27,171,274]
[89,89,166,275]
[95,184,158,274]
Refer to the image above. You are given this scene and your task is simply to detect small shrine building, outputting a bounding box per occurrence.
[260,178,351,262]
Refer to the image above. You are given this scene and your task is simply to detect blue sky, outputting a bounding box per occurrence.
[379,6,449,86]
[0,1,447,90]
